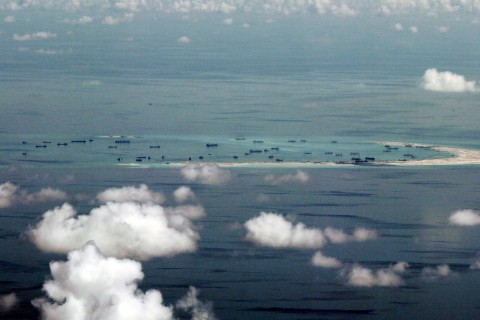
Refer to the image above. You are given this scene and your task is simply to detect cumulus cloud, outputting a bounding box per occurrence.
[422,68,477,92]
[13,32,57,41]
[223,17,233,24]
[173,186,196,203]
[32,243,174,320]
[324,227,377,243]
[341,262,408,287]
[438,25,449,33]
[97,184,165,204]
[244,212,327,249]
[470,258,480,270]
[64,16,93,24]
[0,182,18,208]
[264,170,309,185]
[27,201,201,260]
[0,293,19,314]
[181,164,231,185]
[244,212,377,250]
[311,251,343,268]
[4,15,15,23]
[178,36,190,43]
[409,26,418,33]
[176,286,217,320]
[0,182,68,208]
[393,22,403,31]
[448,209,480,226]
[102,13,134,25]
[421,264,451,280]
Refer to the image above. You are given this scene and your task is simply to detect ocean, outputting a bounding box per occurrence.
[1,10,480,320]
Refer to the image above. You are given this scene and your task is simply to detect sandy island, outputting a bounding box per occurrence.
[119,142,480,168]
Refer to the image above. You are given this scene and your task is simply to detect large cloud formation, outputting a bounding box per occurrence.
[181,164,231,185]
[27,201,202,260]
[97,184,165,204]
[448,209,480,226]
[0,182,68,208]
[32,243,174,320]
[422,68,477,93]
[244,212,376,249]
[341,262,409,287]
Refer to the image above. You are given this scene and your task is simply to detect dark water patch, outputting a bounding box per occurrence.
[0,260,42,273]
[389,301,419,306]
[318,214,438,230]
[320,191,374,197]
[0,230,20,239]
[407,181,456,188]
[246,307,375,316]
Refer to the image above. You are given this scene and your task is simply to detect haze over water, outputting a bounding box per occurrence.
[1,1,480,319]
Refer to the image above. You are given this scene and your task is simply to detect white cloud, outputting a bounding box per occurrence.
[0,182,18,208]
[178,36,190,43]
[409,25,418,33]
[223,17,233,24]
[264,170,309,185]
[173,186,196,203]
[421,264,451,279]
[341,262,408,287]
[181,164,231,185]
[393,22,403,31]
[27,201,200,260]
[20,187,68,203]
[13,32,57,41]
[422,68,477,92]
[438,25,449,33]
[102,13,134,25]
[64,15,93,24]
[470,258,480,270]
[176,286,217,320]
[244,212,326,249]
[4,15,15,23]
[448,209,480,226]
[0,182,68,208]
[97,184,165,204]
[32,243,174,320]
[311,251,343,268]
[324,227,378,243]
[0,293,19,314]
[35,48,64,55]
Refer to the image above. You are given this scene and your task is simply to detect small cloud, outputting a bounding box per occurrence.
[176,286,218,320]
[341,262,408,287]
[244,212,326,249]
[422,68,477,93]
[264,170,309,185]
[26,201,201,260]
[4,15,15,23]
[32,243,174,320]
[96,184,165,204]
[0,182,68,208]
[421,264,451,280]
[470,258,480,270]
[13,32,57,41]
[0,182,18,208]
[409,26,418,33]
[0,293,19,314]
[35,49,63,55]
[449,209,480,226]
[178,36,191,43]
[181,164,231,185]
[173,186,196,203]
[242,23,250,28]
[438,26,449,33]
[223,17,233,25]
[102,13,134,25]
[82,80,103,86]
[393,22,403,31]
[311,251,343,268]
[64,16,93,25]
[324,227,377,244]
